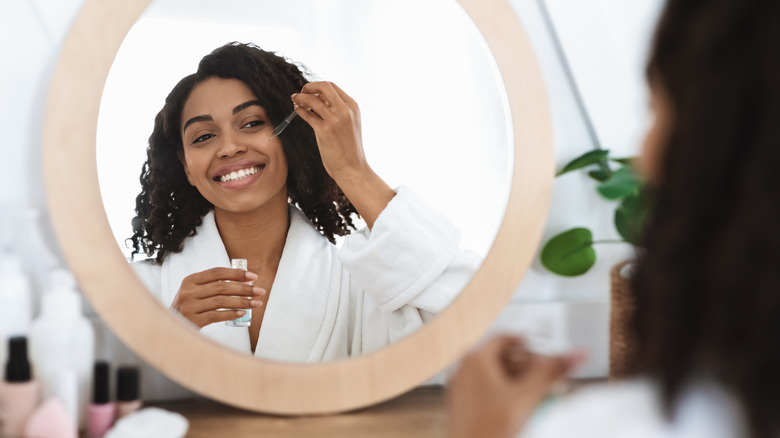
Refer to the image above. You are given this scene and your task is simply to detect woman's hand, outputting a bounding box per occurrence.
[291,82,395,228]
[446,335,582,438]
[291,81,367,180]
[171,267,266,328]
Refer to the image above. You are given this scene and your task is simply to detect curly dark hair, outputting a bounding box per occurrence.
[130,42,356,262]
[631,1,780,437]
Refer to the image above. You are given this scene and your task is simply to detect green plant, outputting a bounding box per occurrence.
[540,149,649,276]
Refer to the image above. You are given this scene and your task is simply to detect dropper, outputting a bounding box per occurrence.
[269,110,298,139]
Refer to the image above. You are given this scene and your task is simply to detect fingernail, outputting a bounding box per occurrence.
[293,103,300,110]
[253,287,266,296]
[250,300,264,307]
[237,310,247,316]
[291,93,298,100]
[245,272,258,280]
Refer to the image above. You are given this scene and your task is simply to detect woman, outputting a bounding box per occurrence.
[130,42,480,362]
[448,0,780,437]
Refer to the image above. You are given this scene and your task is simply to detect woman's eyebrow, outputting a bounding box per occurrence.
[183,115,212,134]
[233,100,262,114]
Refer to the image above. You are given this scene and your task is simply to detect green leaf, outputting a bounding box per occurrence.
[597,166,641,200]
[556,149,610,177]
[614,189,650,245]
[587,169,611,182]
[611,157,635,166]
[540,228,597,276]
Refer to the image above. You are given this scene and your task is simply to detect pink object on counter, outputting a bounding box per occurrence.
[0,337,39,437]
[88,403,116,438]
[24,397,77,438]
[88,362,114,438]
[0,380,39,437]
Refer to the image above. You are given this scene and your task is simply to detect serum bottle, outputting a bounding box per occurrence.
[225,258,251,327]
[0,336,39,437]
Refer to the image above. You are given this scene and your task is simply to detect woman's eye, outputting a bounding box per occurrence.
[242,120,265,129]
[192,134,214,144]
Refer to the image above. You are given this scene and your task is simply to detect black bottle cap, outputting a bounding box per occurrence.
[117,367,140,402]
[93,361,110,404]
[5,336,32,383]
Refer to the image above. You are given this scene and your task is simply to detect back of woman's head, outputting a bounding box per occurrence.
[633,1,780,437]
[131,43,355,262]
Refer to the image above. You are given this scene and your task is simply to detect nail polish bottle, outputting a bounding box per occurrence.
[116,367,141,419]
[0,336,39,437]
[87,361,114,438]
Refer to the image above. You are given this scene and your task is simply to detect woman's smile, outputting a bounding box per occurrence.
[212,159,266,190]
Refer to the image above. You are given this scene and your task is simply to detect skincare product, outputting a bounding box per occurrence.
[23,397,78,438]
[116,367,141,419]
[226,258,251,327]
[0,336,39,437]
[52,369,79,432]
[30,268,95,429]
[0,250,33,338]
[87,361,114,438]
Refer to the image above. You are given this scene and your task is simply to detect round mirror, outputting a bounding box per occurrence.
[44,0,552,413]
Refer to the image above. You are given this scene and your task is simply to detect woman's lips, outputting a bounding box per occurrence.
[214,165,264,183]
[214,165,264,189]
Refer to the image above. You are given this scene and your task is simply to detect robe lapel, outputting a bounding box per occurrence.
[254,207,337,362]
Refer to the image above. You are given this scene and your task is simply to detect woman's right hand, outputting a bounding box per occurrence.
[171,267,266,328]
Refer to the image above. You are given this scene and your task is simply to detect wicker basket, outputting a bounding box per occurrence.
[609,260,640,380]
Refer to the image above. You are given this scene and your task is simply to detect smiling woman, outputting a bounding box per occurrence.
[129,42,483,361]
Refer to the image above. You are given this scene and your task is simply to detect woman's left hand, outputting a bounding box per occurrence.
[291,81,367,181]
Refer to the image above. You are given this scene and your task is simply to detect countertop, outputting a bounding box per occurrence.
[151,386,447,438]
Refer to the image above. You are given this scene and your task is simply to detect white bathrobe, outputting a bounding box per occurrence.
[132,186,481,362]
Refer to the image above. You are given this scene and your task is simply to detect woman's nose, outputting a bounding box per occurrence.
[217,133,248,158]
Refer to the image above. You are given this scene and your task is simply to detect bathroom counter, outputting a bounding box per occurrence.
[150,386,447,437]
[150,379,605,436]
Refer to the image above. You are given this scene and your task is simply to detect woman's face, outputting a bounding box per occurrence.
[179,77,288,214]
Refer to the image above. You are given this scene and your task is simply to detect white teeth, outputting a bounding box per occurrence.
[219,166,260,183]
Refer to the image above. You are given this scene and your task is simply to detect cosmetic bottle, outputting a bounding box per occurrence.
[0,250,33,339]
[88,361,114,438]
[226,258,252,327]
[0,336,40,437]
[30,268,95,430]
[116,367,141,419]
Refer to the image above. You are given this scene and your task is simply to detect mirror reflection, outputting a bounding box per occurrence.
[97,0,511,362]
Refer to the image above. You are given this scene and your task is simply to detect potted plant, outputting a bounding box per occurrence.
[540,148,649,379]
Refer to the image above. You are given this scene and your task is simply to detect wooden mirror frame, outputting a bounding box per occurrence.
[43,0,553,414]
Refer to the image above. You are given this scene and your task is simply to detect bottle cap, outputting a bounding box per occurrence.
[93,361,110,404]
[117,367,140,402]
[5,336,32,382]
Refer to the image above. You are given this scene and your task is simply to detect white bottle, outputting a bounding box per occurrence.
[30,268,95,431]
[0,249,33,380]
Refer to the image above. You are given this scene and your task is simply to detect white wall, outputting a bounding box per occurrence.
[0,0,662,397]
